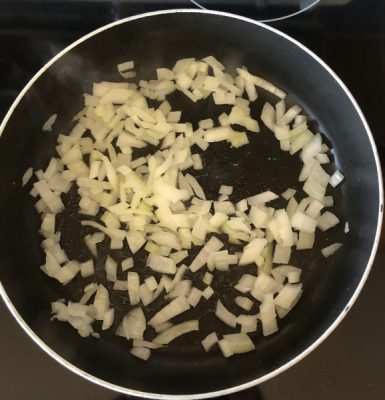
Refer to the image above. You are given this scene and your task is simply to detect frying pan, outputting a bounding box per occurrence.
[0,9,382,399]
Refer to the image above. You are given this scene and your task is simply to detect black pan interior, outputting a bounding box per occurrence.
[0,11,381,396]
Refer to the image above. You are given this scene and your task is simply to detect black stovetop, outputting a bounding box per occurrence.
[0,1,384,399]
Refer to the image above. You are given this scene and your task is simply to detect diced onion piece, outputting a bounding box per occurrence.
[127,272,140,305]
[119,307,146,340]
[247,191,278,206]
[126,231,146,253]
[329,170,344,187]
[274,283,303,309]
[239,238,267,266]
[93,284,110,320]
[281,188,296,200]
[187,287,202,307]
[147,253,176,274]
[149,296,190,326]
[273,244,291,264]
[145,276,158,291]
[105,255,117,282]
[235,296,253,311]
[218,339,233,358]
[296,231,315,250]
[201,332,218,352]
[202,286,214,299]
[317,211,339,231]
[344,222,350,233]
[42,114,57,132]
[291,212,317,233]
[133,339,162,349]
[223,333,255,354]
[260,294,278,336]
[117,60,134,72]
[219,185,233,195]
[189,236,224,272]
[102,308,115,330]
[130,347,151,361]
[121,257,134,271]
[215,300,237,328]
[321,243,342,257]
[80,260,94,278]
[235,274,256,293]
[22,167,33,186]
[154,320,198,345]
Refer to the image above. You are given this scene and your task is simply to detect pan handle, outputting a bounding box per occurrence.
[188,0,320,23]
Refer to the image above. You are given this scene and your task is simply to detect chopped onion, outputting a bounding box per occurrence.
[154,320,198,345]
[317,211,339,231]
[201,332,218,352]
[321,242,342,257]
[215,300,237,328]
[234,296,253,311]
[130,346,151,361]
[329,170,344,187]
[28,55,345,359]
[80,259,94,278]
[149,296,190,326]
[42,113,58,132]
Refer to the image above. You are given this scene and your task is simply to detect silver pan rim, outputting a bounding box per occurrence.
[0,8,383,400]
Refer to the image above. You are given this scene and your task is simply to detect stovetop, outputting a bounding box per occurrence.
[0,1,384,399]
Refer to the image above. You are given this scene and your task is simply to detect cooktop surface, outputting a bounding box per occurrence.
[0,1,384,399]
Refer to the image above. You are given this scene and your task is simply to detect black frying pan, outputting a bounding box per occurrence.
[0,9,382,399]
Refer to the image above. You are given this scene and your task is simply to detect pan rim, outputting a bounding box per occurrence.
[0,8,383,400]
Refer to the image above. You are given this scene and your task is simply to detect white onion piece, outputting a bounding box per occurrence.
[281,188,296,200]
[234,296,253,311]
[237,315,258,333]
[202,286,214,299]
[274,283,303,309]
[147,253,176,274]
[260,294,278,336]
[93,284,110,320]
[291,212,317,233]
[42,114,58,132]
[102,308,115,330]
[120,307,146,340]
[189,236,224,272]
[296,231,315,250]
[149,296,190,326]
[201,332,218,352]
[127,272,140,305]
[154,320,198,345]
[145,276,158,291]
[34,181,64,214]
[121,257,134,271]
[133,339,162,349]
[218,339,233,358]
[187,287,202,307]
[130,347,151,361]
[223,333,255,354]
[105,256,117,282]
[239,238,267,266]
[234,274,256,293]
[22,167,33,186]
[215,300,237,328]
[317,211,339,231]
[273,244,291,264]
[321,243,342,257]
[80,260,94,278]
[329,170,344,187]
[344,222,350,233]
[247,191,278,206]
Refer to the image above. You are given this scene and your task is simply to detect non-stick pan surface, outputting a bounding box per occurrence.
[0,10,382,399]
